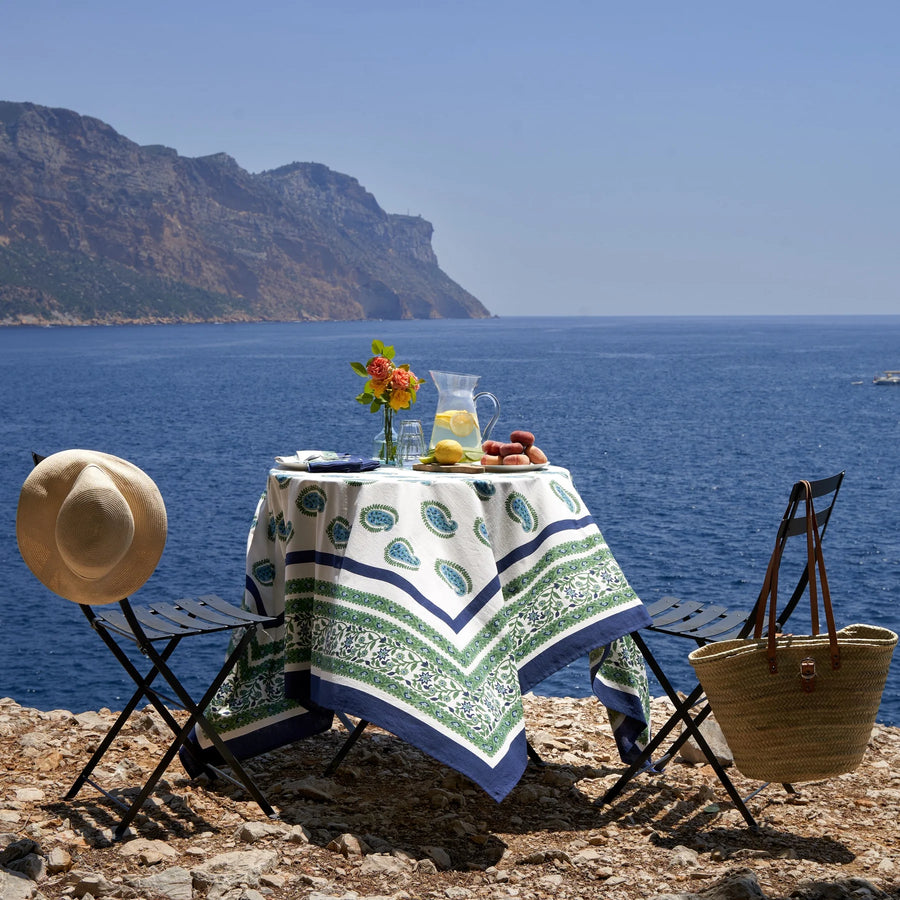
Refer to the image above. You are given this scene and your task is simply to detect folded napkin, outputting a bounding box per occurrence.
[275,451,380,473]
[308,455,380,473]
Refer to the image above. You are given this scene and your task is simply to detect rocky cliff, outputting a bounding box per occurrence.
[0,101,490,325]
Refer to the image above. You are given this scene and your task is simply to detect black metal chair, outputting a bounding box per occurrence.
[69,594,280,837]
[598,472,844,829]
[22,451,280,838]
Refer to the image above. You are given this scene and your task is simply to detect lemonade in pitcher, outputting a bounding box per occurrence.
[427,371,500,459]
[430,409,483,452]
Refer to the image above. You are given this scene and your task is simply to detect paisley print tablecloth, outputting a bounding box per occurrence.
[191,464,651,801]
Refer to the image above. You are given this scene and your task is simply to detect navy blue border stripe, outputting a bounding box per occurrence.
[311,677,529,801]
[494,514,596,574]
[282,514,598,634]
[181,706,333,775]
[244,574,285,623]
[518,603,651,694]
[284,548,502,631]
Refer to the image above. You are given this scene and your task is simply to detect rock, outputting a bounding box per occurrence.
[70,871,117,897]
[653,869,765,899]
[422,846,452,870]
[4,852,46,882]
[46,847,73,873]
[191,849,279,892]
[327,832,370,856]
[679,716,734,767]
[669,845,701,869]
[792,877,888,899]
[358,853,413,876]
[0,869,38,900]
[233,820,285,843]
[281,777,340,802]
[118,837,178,864]
[125,865,193,900]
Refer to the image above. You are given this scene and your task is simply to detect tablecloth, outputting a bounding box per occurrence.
[188,464,651,801]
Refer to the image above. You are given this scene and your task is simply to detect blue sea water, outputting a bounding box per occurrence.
[1,316,898,725]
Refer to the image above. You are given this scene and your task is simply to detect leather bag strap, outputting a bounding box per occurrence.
[803,479,841,670]
[755,481,841,675]
[755,488,801,670]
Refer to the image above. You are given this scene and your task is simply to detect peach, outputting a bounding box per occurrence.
[482,439,502,455]
[480,454,502,466]
[510,430,535,447]
[502,454,531,465]
[499,442,524,457]
[526,445,548,464]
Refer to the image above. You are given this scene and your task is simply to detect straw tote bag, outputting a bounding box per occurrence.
[689,481,897,784]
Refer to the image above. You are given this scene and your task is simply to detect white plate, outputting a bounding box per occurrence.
[274,456,309,470]
[481,463,548,472]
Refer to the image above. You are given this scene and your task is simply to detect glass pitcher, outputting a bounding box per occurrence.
[428,370,501,453]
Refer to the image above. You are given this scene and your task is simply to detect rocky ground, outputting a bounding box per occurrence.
[1,694,898,900]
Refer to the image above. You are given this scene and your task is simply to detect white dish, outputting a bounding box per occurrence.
[274,456,309,470]
[482,463,548,473]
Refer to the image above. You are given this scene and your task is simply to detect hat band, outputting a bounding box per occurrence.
[55,465,136,581]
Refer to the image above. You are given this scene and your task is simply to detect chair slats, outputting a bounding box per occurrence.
[644,596,684,617]
[690,608,750,640]
[148,603,221,633]
[95,607,174,641]
[648,600,704,627]
[196,593,275,623]
[652,603,730,635]
[174,596,249,628]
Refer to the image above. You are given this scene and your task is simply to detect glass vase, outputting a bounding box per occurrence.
[373,408,400,466]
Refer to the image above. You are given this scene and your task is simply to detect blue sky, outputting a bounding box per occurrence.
[3,2,898,316]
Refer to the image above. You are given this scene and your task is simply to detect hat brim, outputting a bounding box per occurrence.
[17,450,167,606]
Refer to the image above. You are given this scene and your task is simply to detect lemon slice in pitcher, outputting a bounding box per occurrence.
[450,411,477,437]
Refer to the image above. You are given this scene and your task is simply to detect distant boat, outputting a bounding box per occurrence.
[873,370,900,385]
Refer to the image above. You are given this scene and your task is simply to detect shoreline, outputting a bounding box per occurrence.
[2,693,898,900]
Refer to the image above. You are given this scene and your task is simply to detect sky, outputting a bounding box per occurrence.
[2,1,899,317]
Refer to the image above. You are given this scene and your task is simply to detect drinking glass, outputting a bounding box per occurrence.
[397,420,426,468]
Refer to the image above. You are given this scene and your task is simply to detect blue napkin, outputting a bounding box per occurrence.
[307,455,381,473]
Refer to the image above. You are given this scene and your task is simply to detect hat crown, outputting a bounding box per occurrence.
[55,465,136,580]
[17,449,167,606]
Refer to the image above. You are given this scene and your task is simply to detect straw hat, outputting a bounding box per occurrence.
[17,450,167,606]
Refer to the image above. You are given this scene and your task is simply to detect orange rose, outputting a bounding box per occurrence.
[366,356,392,381]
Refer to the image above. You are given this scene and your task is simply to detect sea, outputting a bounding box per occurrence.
[1,316,898,726]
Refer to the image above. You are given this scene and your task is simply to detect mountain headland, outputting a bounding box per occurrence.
[0,101,490,326]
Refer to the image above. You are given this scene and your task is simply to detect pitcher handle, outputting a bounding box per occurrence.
[474,391,501,442]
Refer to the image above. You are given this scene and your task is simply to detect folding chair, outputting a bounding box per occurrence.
[17,450,280,838]
[598,472,844,829]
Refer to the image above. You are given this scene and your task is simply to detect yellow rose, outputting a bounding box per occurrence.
[389,389,412,411]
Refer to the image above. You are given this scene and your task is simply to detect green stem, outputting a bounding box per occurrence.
[383,406,396,464]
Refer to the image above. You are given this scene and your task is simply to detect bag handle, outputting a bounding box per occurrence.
[754,480,841,676]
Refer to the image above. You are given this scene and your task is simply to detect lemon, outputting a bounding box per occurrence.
[433,439,464,465]
[449,410,477,437]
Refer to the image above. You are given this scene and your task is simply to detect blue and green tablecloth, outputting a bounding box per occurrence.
[190,464,651,801]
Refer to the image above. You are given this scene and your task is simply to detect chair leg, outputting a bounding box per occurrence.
[324,719,369,776]
[74,616,276,838]
[65,631,183,801]
[135,625,277,819]
[598,632,759,830]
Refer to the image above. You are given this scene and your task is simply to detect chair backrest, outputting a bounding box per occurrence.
[741,471,844,638]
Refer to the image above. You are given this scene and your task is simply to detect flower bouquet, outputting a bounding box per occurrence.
[351,340,424,465]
